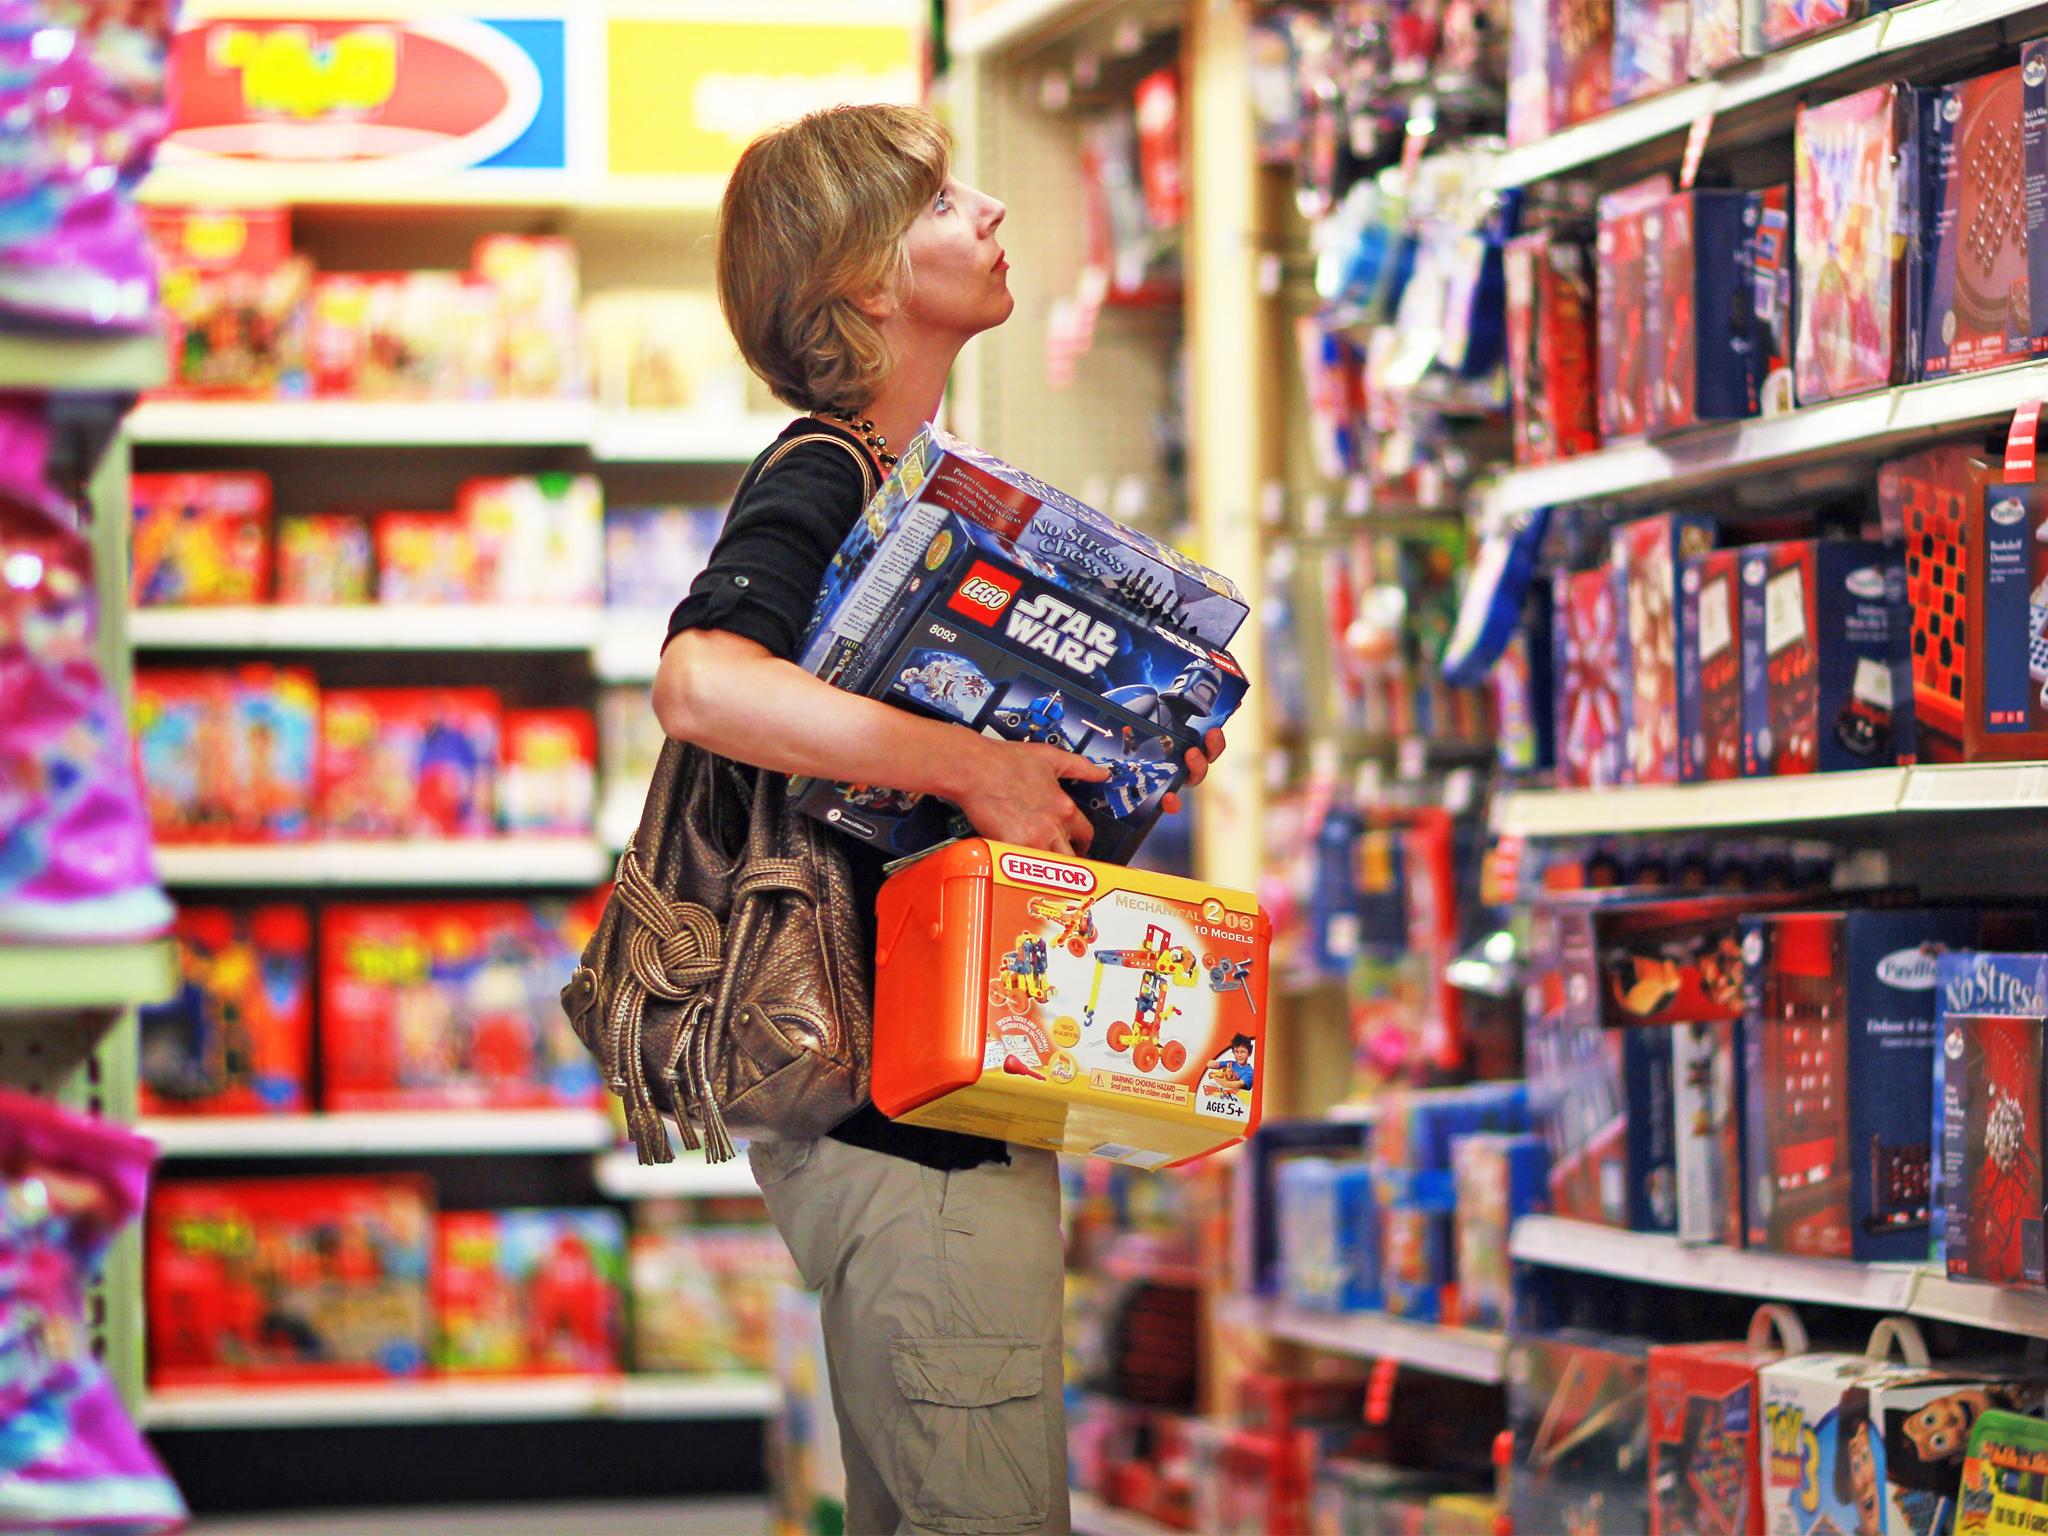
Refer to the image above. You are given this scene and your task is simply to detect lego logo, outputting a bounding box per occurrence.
[999,851,1095,895]
[960,578,1009,609]
[946,561,1022,625]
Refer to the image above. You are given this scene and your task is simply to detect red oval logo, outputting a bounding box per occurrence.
[998,852,1096,895]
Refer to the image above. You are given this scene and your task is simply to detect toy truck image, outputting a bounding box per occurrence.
[873,840,1269,1168]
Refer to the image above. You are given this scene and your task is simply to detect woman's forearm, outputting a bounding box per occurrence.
[653,628,991,803]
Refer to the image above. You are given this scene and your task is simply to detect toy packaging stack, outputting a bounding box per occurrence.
[1615,513,1717,785]
[474,234,583,399]
[1504,231,1601,467]
[1507,1329,1652,1536]
[319,687,500,840]
[145,205,312,398]
[275,513,374,605]
[500,708,596,836]
[320,898,604,1112]
[1451,1131,1548,1330]
[1647,1305,1807,1536]
[139,904,313,1117]
[147,1175,435,1386]
[375,512,479,604]
[1935,951,2048,1288]
[131,471,271,607]
[435,1209,625,1376]
[134,666,319,843]
[870,839,1268,1168]
[1275,1157,1380,1311]
[629,1207,794,1375]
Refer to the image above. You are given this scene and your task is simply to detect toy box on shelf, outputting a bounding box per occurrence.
[375,512,481,605]
[605,506,723,614]
[460,474,603,607]
[319,687,500,840]
[147,1175,434,1386]
[629,1205,792,1375]
[1935,950,2048,1288]
[1671,1016,1746,1246]
[1647,1305,1807,1536]
[1958,1410,2048,1534]
[1597,182,1666,445]
[320,898,604,1112]
[871,840,1268,1169]
[139,904,313,1116]
[1553,565,1627,789]
[1507,1329,1652,1536]
[500,708,596,836]
[1679,547,1745,782]
[435,1209,625,1376]
[131,471,270,607]
[308,270,497,401]
[1275,1156,1380,1311]
[144,205,310,398]
[1505,231,1600,468]
[276,513,373,606]
[1614,513,1716,786]
[1452,1131,1548,1330]
[134,666,318,843]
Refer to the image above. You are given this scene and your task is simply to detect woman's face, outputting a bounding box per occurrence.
[897,176,1012,339]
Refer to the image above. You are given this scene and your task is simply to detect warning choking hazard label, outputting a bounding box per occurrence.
[1091,1071,1189,1106]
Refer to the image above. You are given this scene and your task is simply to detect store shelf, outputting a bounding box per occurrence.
[1488,0,2048,190]
[154,838,612,888]
[593,1146,762,1199]
[589,410,792,463]
[0,941,178,1013]
[599,785,647,853]
[129,605,606,652]
[142,1373,779,1431]
[127,398,600,447]
[0,327,168,393]
[145,1109,616,1158]
[594,614,668,683]
[1512,1216,1921,1310]
[1216,1295,1506,1383]
[1072,1490,1183,1536]
[949,0,1109,57]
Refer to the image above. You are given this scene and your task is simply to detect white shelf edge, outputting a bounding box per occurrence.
[127,398,600,447]
[0,940,178,1014]
[129,605,605,652]
[594,614,667,683]
[142,1373,778,1430]
[1071,1490,1184,1536]
[949,0,1103,57]
[1216,1294,1506,1383]
[593,1146,762,1199]
[154,838,610,888]
[144,1109,616,1158]
[589,411,792,463]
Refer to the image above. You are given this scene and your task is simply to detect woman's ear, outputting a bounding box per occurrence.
[852,285,898,322]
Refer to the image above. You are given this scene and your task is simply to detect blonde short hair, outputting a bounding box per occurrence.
[717,104,952,415]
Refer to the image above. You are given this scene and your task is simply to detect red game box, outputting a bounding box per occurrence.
[147,1175,434,1387]
[1615,514,1716,786]
[374,511,483,605]
[1693,549,1745,782]
[1554,566,1626,788]
[500,708,597,836]
[1548,0,1614,130]
[319,687,500,840]
[144,206,310,399]
[1597,206,1651,444]
[139,904,313,1117]
[1648,1307,1807,1536]
[321,898,604,1112]
[131,471,271,607]
[435,1209,625,1376]
[133,666,320,844]
[1506,232,1600,467]
[1922,67,2038,379]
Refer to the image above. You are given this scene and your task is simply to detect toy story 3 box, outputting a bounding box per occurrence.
[792,508,1247,865]
[871,839,1269,1168]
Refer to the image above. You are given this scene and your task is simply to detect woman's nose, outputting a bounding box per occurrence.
[983,196,1007,234]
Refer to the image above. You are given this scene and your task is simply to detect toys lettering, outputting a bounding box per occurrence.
[1615,514,1716,786]
[435,1209,624,1376]
[140,905,312,1117]
[1507,1330,1652,1536]
[321,898,603,1112]
[1958,1409,2048,1535]
[500,709,596,836]
[1795,86,1924,403]
[1935,951,2048,1288]
[1922,67,2042,379]
[146,1175,434,1386]
[131,472,270,607]
[319,687,499,840]
[871,840,1268,1168]
[134,667,318,843]
[274,513,372,606]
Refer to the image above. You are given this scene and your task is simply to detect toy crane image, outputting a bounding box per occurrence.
[1026,893,1100,956]
[994,933,1053,1012]
[1084,923,1201,1073]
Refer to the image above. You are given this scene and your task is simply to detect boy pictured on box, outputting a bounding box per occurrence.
[650,104,1223,1536]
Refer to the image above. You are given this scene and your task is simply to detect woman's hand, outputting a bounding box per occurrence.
[1161,727,1227,817]
[951,736,1111,855]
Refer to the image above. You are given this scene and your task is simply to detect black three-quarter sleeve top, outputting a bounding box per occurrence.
[665,417,1009,1174]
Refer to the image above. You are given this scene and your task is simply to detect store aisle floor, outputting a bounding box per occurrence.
[184,1497,772,1535]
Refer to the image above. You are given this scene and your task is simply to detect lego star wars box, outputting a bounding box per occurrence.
[792,512,1247,864]
[801,423,1248,671]
[1615,514,1717,785]
[1958,1409,2048,1535]
[147,1175,434,1386]
[1922,65,2046,379]
[870,839,1268,1169]
[1884,449,2048,764]
[1935,950,2048,1288]
[1739,540,1914,777]
[1681,548,1746,782]
[435,1208,625,1376]
[140,904,312,1117]
[1742,908,1978,1263]
[1649,1306,1808,1536]
[1507,1329,1652,1536]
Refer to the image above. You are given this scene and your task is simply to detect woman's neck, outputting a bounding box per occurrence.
[856,331,964,467]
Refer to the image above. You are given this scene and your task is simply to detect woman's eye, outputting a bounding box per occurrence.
[935,192,953,213]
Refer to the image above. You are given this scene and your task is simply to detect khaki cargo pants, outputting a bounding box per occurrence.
[749,1136,1071,1536]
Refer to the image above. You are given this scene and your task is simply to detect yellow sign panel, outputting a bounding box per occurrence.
[607,19,920,179]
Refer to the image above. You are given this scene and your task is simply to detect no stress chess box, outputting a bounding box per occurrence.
[1742,908,1978,1263]
[1922,65,2047,378]
[1681,548,1746,782]
[140,905,312,1117]
[1935,951,2048,1288]
[1649,1308,1807,1536]
[1505,231,1601,467]
[870,839,1268,1169]
[1739,540,1914,777]
[1884,448,2048,764]
[435,1208,625,1376]
[1507,1330,1652,1536]
[1615,514,1717,785]
[802,423,1247,667]
[792,513,1247,865]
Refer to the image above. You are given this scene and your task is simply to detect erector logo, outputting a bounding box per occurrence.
[947,561,1021,624]
[999,851,1096,894]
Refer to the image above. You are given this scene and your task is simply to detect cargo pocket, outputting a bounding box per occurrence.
[889,1337,1048,1535]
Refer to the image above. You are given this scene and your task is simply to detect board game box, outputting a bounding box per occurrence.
[321,898,604,1112]
[1597,202,1652,444]
[1649,1308,1806,1536]
[319,687,500,840]
[1690,0,1759,74]
[499,708,596,836]
[1613,0,1689,104]
[436,1208,625,1375]
[1794,85,1926,403]
[275,513,372,606]
[1958,1409,2048,1535]
[1616,514,1717,786]
[147,1175,434,1386]
[1508,1329,1652,1536]
[134,666,318,844]
[1673,1019,1745,1247]
[1739,540,1914,777]
[1527,891,1636,1227]
[1743,908,1978,1262]
[140,904,312,1117]
[604,505,722,613]
[131,471,270,607]
[1505,232,1601,467]
[1553,565,1627,789]
[1548,0,1615,130]
[1935,950,2048,1288]
[1745,185,1797,417]
[1451,1132,1548,1330]
[1644,192,1772,433]
[144,205,311,399]
[1681,548,1746,782]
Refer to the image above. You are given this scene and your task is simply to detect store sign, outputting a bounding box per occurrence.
[160,17,567,185]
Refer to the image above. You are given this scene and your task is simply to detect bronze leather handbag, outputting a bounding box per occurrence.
[561,432,878,1166]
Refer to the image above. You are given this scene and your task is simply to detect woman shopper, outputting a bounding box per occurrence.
[652,103,1222,1536]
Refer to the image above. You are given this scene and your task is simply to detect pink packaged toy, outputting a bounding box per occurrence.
[131,470,271,607]
[320,687,500,839]
[375,511,482,605]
